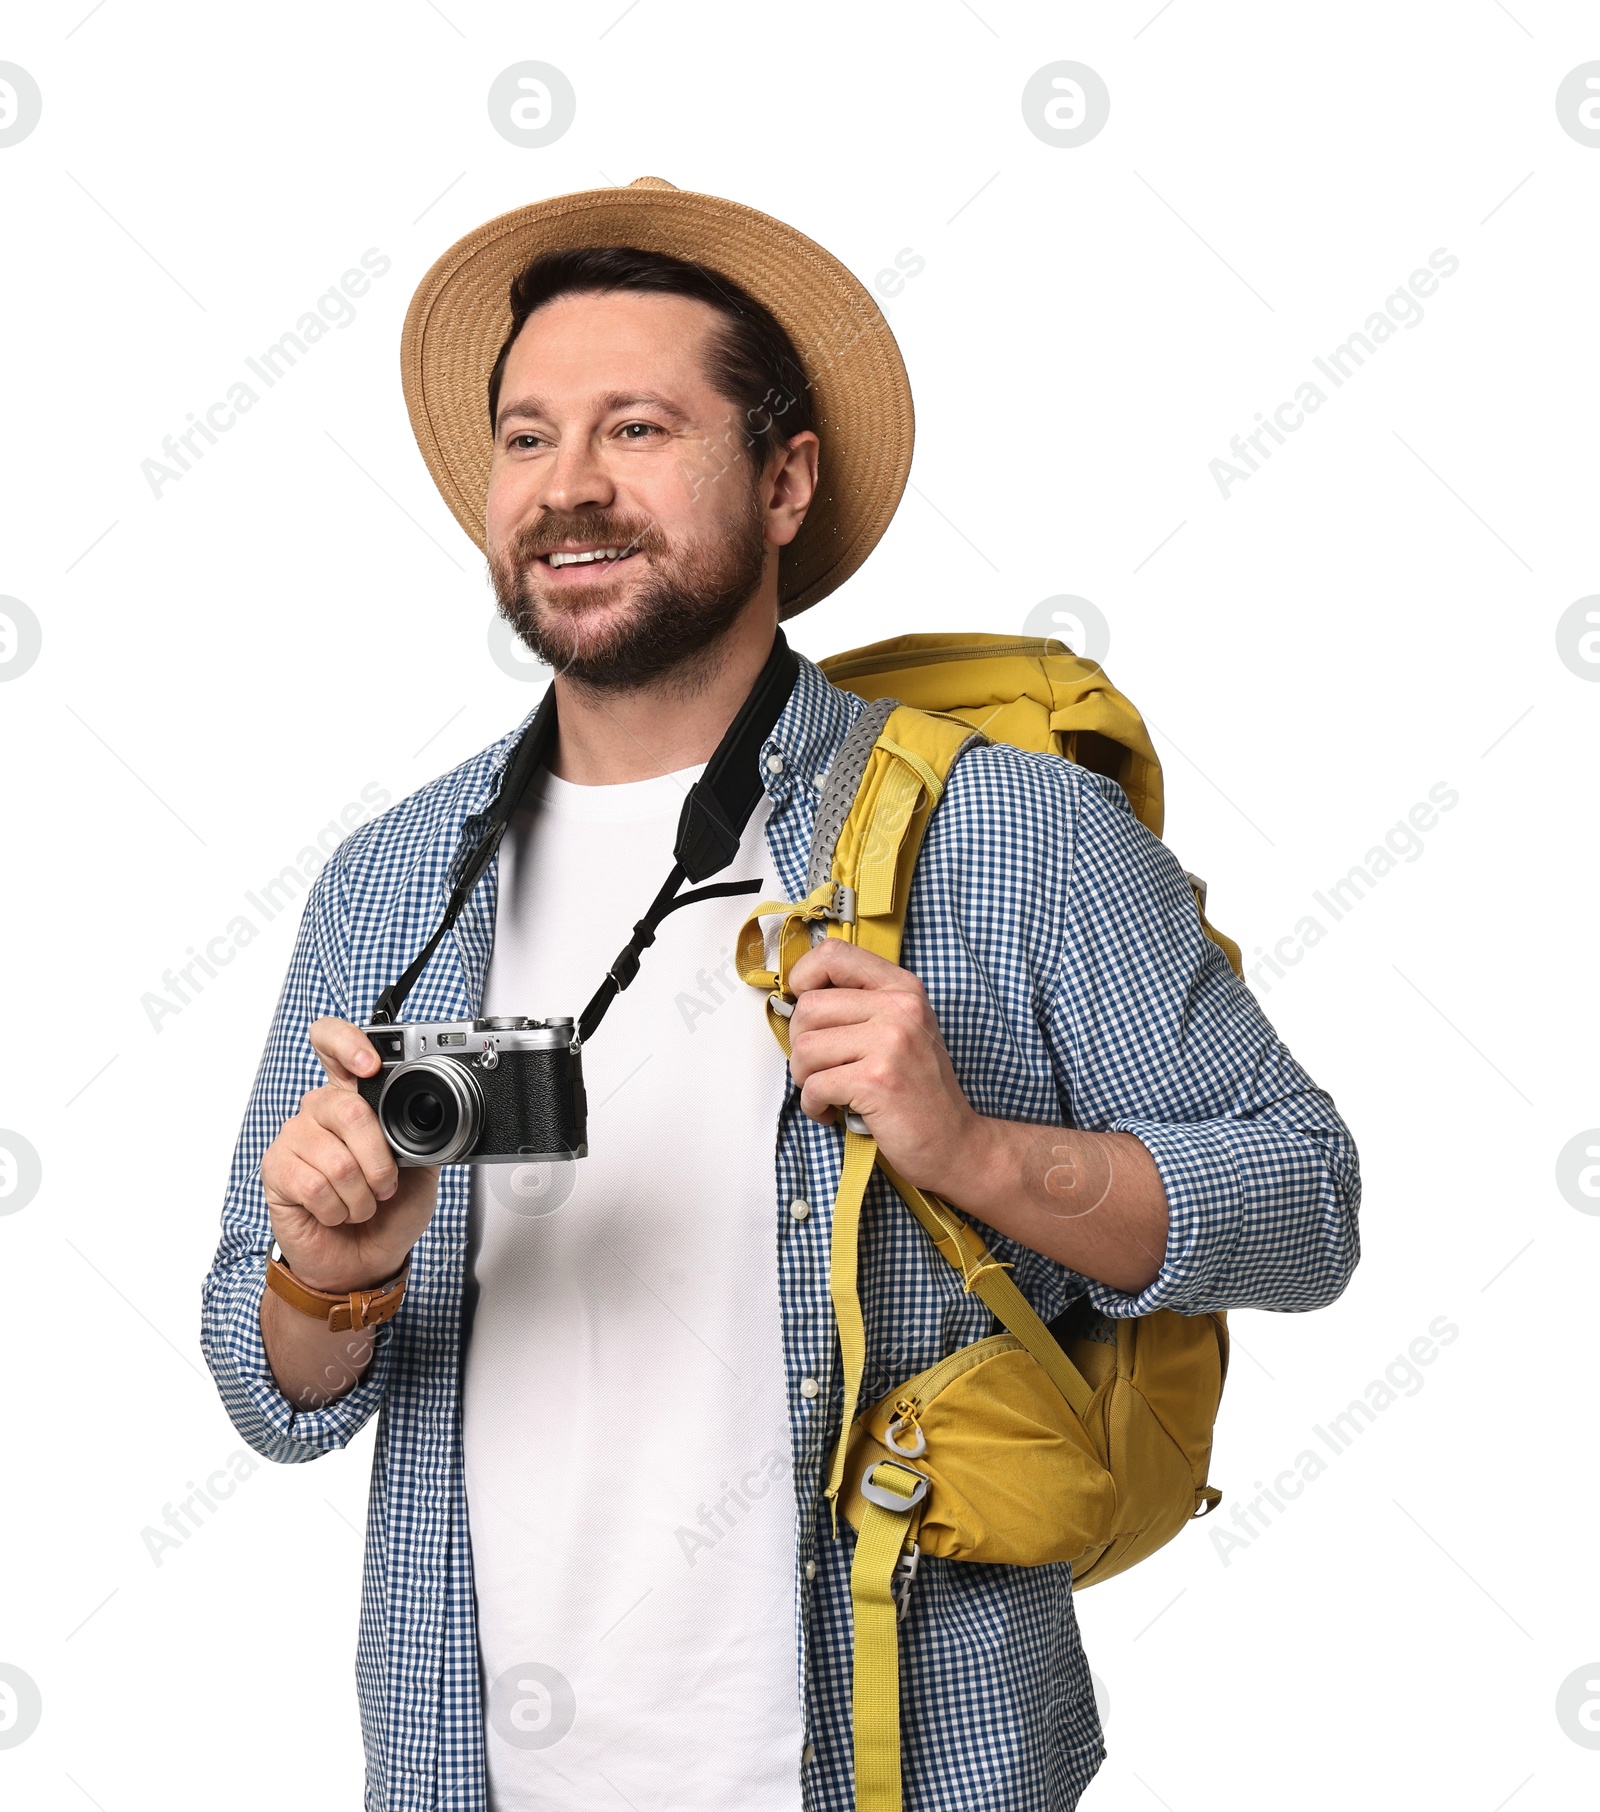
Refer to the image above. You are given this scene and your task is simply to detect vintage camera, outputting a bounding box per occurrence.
[357,1016,587,1166]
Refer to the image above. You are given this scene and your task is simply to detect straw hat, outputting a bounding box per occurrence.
[400,177,914,619]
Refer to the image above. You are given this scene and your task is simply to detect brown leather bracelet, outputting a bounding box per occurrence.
[265,1249,411,1332]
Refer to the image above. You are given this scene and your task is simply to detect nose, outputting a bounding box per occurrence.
[536,429,616,519]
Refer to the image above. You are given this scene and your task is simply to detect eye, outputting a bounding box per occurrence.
[617,421,664,441]
[507,432,549,451]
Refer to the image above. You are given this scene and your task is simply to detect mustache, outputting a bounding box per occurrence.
[510,510,666,564]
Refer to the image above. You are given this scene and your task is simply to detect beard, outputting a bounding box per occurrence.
[488,486,769,696]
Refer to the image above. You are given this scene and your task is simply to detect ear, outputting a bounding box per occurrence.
[764,431,820,548]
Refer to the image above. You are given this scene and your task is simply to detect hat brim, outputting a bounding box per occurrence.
[400,179,914,619]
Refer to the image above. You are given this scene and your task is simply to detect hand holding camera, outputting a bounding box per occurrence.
[260,1018,444,1296]
[258,632,776,1313]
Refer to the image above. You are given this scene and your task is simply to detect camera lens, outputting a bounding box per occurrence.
[377,1058,483,1165]
[402,1091,444,1137]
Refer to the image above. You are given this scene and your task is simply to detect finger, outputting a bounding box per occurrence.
[788,987,881,1034]
[788,1023,875,1088]
[796,1056,876,1127]
[791,996,942,1076]
[309,1017,382,1088]
[790,998,938,1076]
[791,1016,933,1103]
[263,1144,364,1227]
[786,940,924,998]
[297,1122,386,1221]
[302,1088,400,1200]
[790,992,880,1050]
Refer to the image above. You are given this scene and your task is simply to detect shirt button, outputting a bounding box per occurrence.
[765,752,785,775]
[799,1376,821,1400]
[802,1742,816,1766]
[804,1559,818,1581]
[788,1196,811,1221]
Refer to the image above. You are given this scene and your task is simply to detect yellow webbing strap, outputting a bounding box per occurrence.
[873,735,947,804]
[878,1160,1096,1422]
[732,710,984,1805]
[730,929,887,1529]
[733,880,847,1047]
[825,1127,878,1520]
[850,1462,925,1812]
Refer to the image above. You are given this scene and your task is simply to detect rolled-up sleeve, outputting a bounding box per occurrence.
[1042,770,1360,1317]
[200,848,399,1463]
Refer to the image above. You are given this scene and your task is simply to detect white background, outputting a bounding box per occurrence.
[2,2,1596,1807]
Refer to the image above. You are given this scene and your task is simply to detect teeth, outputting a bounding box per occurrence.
[548,547,624,567]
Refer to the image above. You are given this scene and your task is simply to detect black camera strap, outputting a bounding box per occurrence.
[574,627,799,1043]
[369,682,558,1027]
[370,628,800,1038]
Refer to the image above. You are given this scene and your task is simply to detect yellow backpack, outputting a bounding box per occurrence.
[735,633,1236,1812]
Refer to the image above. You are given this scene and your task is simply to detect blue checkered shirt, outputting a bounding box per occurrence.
[202,651,1360,1810]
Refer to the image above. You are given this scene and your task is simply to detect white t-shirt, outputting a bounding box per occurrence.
[461,758,803,1811]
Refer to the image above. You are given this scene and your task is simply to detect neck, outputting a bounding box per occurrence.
[547,595,783,786]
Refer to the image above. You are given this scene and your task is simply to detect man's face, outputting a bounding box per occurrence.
[485,290,791,692]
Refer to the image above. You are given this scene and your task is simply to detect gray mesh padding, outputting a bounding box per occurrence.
[806,695,898,890]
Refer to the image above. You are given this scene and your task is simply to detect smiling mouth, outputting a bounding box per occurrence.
[537,546,641,569]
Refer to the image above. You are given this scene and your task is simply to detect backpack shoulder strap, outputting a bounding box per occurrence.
[736,704,976,1521]
[832,703,984,951]
[736,700,1102,1812]
[735,703,1094,1526]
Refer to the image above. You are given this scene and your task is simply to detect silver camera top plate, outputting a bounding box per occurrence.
[366,1016,576,1062]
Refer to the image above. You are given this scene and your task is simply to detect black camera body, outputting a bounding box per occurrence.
[357,1016,587,1166]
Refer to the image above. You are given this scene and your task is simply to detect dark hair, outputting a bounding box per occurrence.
[486,244,814,472]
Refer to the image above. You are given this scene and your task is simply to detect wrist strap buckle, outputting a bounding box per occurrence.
[266,1249,411,1331]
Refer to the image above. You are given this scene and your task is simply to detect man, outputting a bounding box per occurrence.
[203,178,1360,1810]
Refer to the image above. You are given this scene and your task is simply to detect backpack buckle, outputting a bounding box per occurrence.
[860,1459,928,1513]
[806,884,858,949]
[891,1542,921,1621]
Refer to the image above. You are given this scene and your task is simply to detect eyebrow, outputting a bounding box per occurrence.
[496,390,693,432]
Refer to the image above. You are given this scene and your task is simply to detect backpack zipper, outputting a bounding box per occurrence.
[860,1333,1022,1429]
